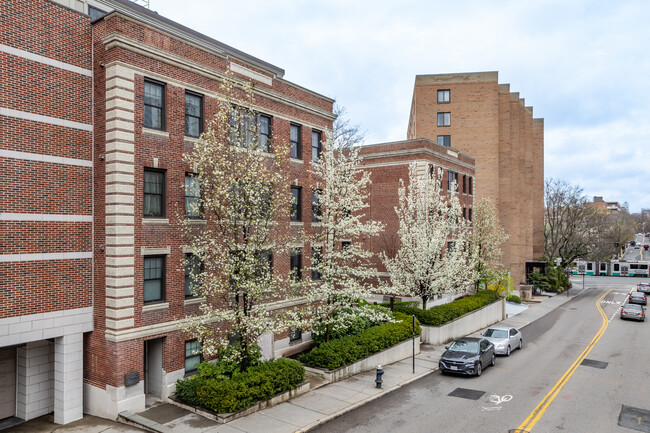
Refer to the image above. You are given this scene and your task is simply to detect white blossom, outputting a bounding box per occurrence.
[305,143,384,339]
[381,164,476,310]
[470,197,509,288]
[181,69,302,367]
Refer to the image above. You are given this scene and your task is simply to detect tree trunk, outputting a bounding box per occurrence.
[422,295,427,311]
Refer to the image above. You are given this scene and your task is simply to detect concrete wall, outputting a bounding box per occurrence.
[420,299,505,345]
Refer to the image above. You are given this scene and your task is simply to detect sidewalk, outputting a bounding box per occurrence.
[13,288,583,433]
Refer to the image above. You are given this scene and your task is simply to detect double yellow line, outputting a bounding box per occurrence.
[515,289,612,432]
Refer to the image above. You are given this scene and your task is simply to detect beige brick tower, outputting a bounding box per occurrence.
[407,72,544,286]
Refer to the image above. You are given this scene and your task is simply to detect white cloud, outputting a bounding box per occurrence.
[150,0,650,212]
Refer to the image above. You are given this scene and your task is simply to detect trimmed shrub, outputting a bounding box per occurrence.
[298,312,420,370]
[175,358,305,414]
[311,305,394,344]
[506,295,522,304]
[390,290,499,327]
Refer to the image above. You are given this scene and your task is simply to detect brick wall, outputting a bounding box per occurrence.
[0,0,92,319]
[86,9,334,390]
[408,72,544,285]
[358,138,476,273]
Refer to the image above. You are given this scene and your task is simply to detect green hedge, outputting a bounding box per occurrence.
[298,312,420,370]
[390,290,499,327]
[506,295,522,304]
[175,358,304,414]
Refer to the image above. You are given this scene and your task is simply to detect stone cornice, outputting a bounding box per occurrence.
[101,34,335,123]
[360,148,476,172]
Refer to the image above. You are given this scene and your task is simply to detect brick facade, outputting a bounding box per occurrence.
[358,138,476,274]
[0,0,94,424]
[407,72,544,285]
[84,1,335,419]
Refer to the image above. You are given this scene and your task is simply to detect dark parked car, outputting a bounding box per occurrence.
[628,291,647,305]
[439,337,495,376]
[620,303,645,321]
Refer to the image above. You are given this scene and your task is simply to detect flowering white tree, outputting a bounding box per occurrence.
[306,143,384,341]
[182,71,300,370]
[382,164,476,310]
[470,197,509,289]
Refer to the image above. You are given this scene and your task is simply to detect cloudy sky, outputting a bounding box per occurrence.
[145,0,650,212]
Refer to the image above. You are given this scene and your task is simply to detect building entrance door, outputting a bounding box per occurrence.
[0,347,16,420]
[144,339,163,400]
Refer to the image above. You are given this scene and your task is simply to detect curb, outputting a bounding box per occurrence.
[295,365,439,432]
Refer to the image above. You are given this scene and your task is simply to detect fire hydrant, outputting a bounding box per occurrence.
[375,364,384,388]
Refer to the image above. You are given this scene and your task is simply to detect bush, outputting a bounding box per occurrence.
[175,358,305,414]
[310,304,394,344]
[389,290,499,327]
[298,312,420,370]
[506,295,522,304]
[528,265,571,293]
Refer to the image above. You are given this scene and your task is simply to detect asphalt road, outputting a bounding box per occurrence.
[311,277,650,433]
[623,233,647,261]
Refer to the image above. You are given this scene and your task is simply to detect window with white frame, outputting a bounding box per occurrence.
[437,112,450,127]
[437,89,450,103]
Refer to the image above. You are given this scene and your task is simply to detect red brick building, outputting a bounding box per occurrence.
[2,0,334,423]
[358,138,475,274]
[407,72,544,285]
[85,0,334,419]
[1,0,94,425]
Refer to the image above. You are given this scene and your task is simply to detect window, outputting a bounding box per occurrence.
[185,91,203,138]
[184,340,202,374]
[291,186,302,222]
[185,254,202,298]
[312,130,322,162]
[229,107,271,152]
[468,177,473,195]
[447,241,455,252]
[447,170,458,192]
[311,247,322,281]
[468,208,473,221]
[341,241,351,251]
[144,169,165,217]
[258,114,271,152]
[144,79,165,130]
[614,263,619,272]
[428,164,435,179]
[185,174,202,218]
[290,249,302,282]
[259,251,273,277]
[312,189,322,222]
[462,175,467,194]
[437,89,450,103]
[437,112,450,127]
[144,256,165,303]
[462,208,466,219]
[437,135,451,147]
[289,327,302,342]
[290,124,301,159]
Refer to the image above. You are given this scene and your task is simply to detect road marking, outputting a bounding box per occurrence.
[516,289,612,432]
[488,394,512,405]
[480,406,502,411]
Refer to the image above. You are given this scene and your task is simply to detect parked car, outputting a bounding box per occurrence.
[439,337,495,376]
[620,303,645,321]
[636,283,650,295]
[628,291,647,305]
[482,326,523,356]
